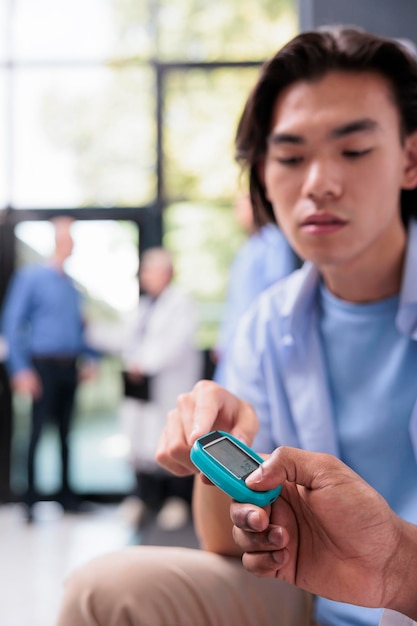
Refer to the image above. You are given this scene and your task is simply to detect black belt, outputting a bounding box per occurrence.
[32,355,77,364]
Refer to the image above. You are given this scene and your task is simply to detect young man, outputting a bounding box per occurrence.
[57,27,417,626]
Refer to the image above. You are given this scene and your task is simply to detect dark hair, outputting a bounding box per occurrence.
[235,26,417,227]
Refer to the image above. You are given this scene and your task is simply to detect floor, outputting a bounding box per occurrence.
[4,362,201,626]
[0,499,199,626]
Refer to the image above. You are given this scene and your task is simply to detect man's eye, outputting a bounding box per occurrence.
[343,148,373,159]
[275,156,304,166]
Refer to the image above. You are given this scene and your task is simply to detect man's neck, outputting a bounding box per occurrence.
[320,228,406,303]
[322,263,403,303]
[50,255,66,273]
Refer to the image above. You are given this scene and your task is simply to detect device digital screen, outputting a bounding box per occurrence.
[204,437,260,479]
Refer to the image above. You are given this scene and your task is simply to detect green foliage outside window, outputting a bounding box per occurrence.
[9,0,297,345]
[114,0,296,61]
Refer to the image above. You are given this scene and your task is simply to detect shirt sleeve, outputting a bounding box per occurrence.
[1,270,34,374]
[379,610,417,626]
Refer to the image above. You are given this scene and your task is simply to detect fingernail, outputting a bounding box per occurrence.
[247,467,262,484]
[268,526,283,547]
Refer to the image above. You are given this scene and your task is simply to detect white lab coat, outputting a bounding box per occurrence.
[120,284,203,469]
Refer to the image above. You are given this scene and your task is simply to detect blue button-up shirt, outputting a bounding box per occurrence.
[226,219,417,626]
[214,223,298,386]
[1,263,95,374]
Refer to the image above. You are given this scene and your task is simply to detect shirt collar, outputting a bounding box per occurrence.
[397,218,417,338]
[282,218,417,340]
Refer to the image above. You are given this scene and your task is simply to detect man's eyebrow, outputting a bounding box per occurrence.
[330,118,380,138]
[267,118,380,146]
[267,132,305,145]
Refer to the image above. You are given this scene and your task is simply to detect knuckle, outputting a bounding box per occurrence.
[241,552,274,577]
[166,408,178,423]
[176,393,189,409]
[193,379,215,393]
[231,525,241,544]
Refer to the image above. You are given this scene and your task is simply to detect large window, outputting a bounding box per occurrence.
[2,0,297,211]
[1,0,297,498]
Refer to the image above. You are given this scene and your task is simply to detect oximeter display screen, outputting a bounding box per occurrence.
[204,438,259,479]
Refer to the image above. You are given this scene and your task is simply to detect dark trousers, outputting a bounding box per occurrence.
[135,471,194,512]
[27,357,78,502]
[0,363,12,501]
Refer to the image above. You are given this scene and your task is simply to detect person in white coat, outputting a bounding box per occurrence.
[119,247,202,530]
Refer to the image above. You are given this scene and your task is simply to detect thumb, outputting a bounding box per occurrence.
[246,446,338,491]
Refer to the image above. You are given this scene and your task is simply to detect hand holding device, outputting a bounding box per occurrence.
[190,430,282,506]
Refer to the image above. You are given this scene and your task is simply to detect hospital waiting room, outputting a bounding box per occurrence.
[1,1,417,626]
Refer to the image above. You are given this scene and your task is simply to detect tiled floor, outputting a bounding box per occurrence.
[0,500,199,626]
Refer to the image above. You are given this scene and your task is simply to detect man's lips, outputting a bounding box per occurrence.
[301,213,347,233]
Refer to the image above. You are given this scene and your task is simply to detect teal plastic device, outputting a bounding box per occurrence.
[190,430,282,506]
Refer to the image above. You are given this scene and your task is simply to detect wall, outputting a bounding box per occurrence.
[298,0,417,44]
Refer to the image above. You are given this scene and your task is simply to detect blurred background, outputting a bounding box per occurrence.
[1,0,416,509]
[0,0,298,504]
[0,0,416,623]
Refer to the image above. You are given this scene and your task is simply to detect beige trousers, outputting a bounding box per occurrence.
[56,546,314,626]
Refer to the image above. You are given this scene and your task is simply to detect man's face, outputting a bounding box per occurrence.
[54,219,74,261]
[139,261,172,297]
[263,71,416,272]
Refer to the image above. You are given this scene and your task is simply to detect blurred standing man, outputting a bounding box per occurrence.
[119,247,202,530]
[1,217,98,521]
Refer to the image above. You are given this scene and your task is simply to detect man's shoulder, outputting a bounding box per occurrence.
[159,284,196,309]
[257,262,315,311]
[240,224,289,258]
[238,264,316,337]
[10,263,47,287]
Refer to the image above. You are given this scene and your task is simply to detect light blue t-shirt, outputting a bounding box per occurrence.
[316,282,417,626]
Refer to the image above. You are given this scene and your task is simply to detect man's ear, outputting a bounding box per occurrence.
[402,130,417,189]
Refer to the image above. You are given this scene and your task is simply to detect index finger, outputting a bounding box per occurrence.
[189,380,259,446]
[188,380,225,443]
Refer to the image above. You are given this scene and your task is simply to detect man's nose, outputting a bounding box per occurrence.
[301,159,343,202]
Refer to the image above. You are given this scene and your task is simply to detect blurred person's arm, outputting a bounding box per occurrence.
[10,369,42,398]
[2,270,33,374]
[78,359,100,382]
[215,245,262,358]
[1,270,42,399]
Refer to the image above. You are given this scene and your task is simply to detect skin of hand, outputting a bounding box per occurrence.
[155,381,259,554]
[12,369,42,400]
[155,380,259,477]
[77,362,99,383]
[125,367,145,382]
[230,446,417,618]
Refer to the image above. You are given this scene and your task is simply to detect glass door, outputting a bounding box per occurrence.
[10,219,139,498]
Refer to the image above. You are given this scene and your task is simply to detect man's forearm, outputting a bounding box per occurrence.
[192,476,241,556]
